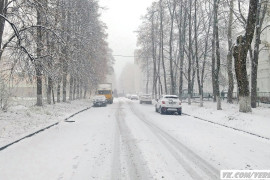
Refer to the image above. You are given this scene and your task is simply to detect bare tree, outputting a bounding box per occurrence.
[187,0,193,105]
[251,1,268,108]
[214,0,222,110]
[0,0,8,57]
[227,0,234,104]
[0,0,113,108]
[233,0,258,112]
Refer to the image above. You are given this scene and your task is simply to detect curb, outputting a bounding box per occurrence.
[183,113,270,141]
[64,106,91,121]
[0,106,92,151]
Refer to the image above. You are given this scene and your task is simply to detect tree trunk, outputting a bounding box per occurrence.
[146,57,149,94]
[62,67,67,102]
[47,77,52,104]
[151,10,157,99]
[194,0,202,103]
[36,65,43,106]
[57,79,61,103]
[200,94,203,107]
[84,88,87,99]
[233,0,258,113]
[251,1,266,108]
[168,1,176,95]
[191,62,196,98]
[36,3,43,106]
[214,0,221,110]
[217,96,221,110]
[200,11,211,107]
[52,85,55,104]
[45,1,52,105]
[227,0,234,104]
[178,2,187,100]
[76,77,80,99]
[73,77,76,100]
[159,0,168,95]
[69,76,73,101]
[211,38,216,102]
[188,0,192,105]
[62,1,71,102]
[79,79,83,99]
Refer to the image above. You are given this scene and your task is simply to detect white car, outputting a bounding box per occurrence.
[155,95,182,115]
[92,95,107,107]
[140,94,152,104]
[130,94,139,100]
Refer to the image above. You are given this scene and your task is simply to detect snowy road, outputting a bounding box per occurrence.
[0,98,270,179]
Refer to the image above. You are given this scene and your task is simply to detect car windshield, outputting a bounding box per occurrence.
[98,90,111,95]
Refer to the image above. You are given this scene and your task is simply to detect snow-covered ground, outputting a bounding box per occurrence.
[0,98,92,147]
[182,100,270,139]
[0,98,269,179]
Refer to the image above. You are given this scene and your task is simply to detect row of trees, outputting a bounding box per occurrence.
[0,0,113,109]
[136,0,269,112]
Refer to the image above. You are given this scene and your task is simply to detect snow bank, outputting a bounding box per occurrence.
[182,100,270,139]
[0,98,92,147]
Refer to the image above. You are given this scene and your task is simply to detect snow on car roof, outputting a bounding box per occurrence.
[163,95,179,98]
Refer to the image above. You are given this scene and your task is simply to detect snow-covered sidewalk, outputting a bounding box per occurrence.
[0,98,92,147]
[182,100,270,139]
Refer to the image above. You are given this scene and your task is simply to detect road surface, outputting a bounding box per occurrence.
[0,98,269,179]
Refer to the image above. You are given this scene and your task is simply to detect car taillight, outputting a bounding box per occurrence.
[162,101,165,104]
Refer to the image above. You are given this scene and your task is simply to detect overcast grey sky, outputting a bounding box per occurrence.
[99,0,154,80]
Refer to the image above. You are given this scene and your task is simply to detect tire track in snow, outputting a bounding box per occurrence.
[111,111,121,180]
[128,102,220,180]
[114,101,152,180]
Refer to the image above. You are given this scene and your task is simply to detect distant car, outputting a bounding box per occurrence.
[92,95,107,107]
[155,95,182,115]
[130,94,139,100]
[140,94,152,104]
[126,94,131,99]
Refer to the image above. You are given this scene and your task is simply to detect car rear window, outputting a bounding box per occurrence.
[165,96,178,99]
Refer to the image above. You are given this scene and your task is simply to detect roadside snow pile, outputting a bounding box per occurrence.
[182,101,270,139]
[0,98,92,147]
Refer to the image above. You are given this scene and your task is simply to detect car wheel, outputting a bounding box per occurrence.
[159,106,165,114]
